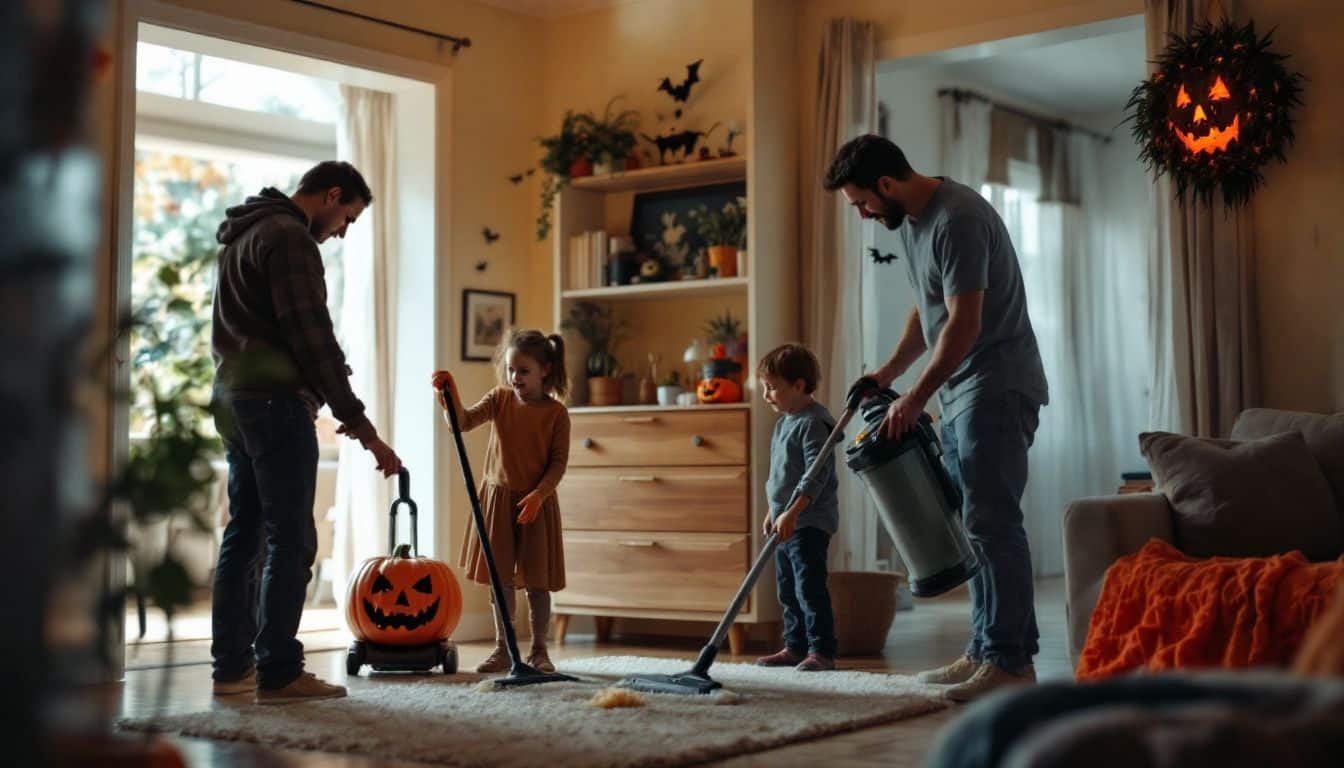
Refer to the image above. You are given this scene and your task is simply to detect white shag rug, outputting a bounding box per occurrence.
[119,655,948,767]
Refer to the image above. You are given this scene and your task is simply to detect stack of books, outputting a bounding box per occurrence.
[1118,471,1155,494]
[567,230,609,290]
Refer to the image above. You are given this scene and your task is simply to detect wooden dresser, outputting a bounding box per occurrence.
[553,403,755,654]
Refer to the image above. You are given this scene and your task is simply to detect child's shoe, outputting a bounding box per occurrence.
[795,652,835,671]
[526,648,555,673]
[475,645,511,673]
[755,648,804,667]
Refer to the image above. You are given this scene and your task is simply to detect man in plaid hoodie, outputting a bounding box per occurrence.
[209,161,400,704]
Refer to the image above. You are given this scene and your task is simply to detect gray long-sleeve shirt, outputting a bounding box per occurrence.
[765,401,839,535]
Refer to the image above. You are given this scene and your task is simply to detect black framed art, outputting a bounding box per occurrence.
[461,289,515,362]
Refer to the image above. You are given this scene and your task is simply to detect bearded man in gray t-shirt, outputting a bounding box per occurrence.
[825,134,1048,703]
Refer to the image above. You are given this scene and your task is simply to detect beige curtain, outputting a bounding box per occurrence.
[805,18,876,569]
[1146,0,1259,437]
[332,85,399,607]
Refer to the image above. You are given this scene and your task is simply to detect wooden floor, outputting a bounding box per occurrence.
[111,578,1070,767]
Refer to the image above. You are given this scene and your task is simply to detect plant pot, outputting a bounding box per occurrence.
[624,154,641,171]
[676,391,699,406]
[829,570,904,656]
[587,376,622,406]
[593,155,613,176]
[702,358,742,381]
[657,385,683,406]
[568,156,593,178]
[708,245,738,278]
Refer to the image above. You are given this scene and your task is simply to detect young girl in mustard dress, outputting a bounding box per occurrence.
[431,329,569,672]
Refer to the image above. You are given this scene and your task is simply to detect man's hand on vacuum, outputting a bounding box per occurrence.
[882,389,929,440]
[365,436,403,478]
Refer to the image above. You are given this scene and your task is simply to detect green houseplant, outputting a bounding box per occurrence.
[536,110,597,240]
[561,301,629,405]
[588,97,640,175]
[688,196,747,277]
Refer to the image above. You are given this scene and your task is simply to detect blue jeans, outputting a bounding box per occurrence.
[940,390,1040,673]
[211,394,319,689]
[775,526,837,657]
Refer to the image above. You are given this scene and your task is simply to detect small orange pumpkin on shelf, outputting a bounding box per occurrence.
[345,544,462,647]
[697,376,742,404]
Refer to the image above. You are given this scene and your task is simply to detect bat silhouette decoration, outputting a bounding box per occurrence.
[658,59,703,103]
[868,247,898,265]
[482,227,500,245]
[507,169,536,184]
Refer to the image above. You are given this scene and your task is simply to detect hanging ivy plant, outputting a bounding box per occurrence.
[1125,19,1304,207]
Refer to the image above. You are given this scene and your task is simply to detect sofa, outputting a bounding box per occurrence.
[1062,408,1344,666]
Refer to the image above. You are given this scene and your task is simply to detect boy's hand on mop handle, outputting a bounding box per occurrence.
[517,490,545,524]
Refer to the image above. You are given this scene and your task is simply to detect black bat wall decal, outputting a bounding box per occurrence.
[482,227,500,245]
[868,247,898,264]
[658,59,703,103]
[475,260,488,272]
[506,169,536,184]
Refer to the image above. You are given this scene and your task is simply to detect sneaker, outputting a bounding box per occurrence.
[255,672,346,705]
[475,646,511,674]
[916,655,982,685]
[795,652,836,672]
[526,648,555,673]
[944,663,1036,703]
[755,648,804,667]
[212,668,257,696]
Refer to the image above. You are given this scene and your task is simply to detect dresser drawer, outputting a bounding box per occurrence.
[559,467,748,533]
[569,410,748,467]
[556,532,749,613]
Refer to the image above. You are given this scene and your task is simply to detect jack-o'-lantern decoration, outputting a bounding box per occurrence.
[1126,19,1303,207]
[697,376,742,404]
[346,544,462,646]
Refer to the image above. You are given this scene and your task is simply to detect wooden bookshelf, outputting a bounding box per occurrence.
[562,276,748,302]
[568,155,746,194]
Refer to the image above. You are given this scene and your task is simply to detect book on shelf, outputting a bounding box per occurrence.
[567,229,612,290]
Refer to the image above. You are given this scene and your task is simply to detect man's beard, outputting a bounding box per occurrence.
[876,192,907,231]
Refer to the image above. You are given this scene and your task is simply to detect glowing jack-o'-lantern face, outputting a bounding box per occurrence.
[697,377,742,404]
[345,544,462,646]
[1170,74,1242,155]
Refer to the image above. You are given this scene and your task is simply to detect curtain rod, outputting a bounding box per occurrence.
[288,0,471,54]
[937,87,1111,144]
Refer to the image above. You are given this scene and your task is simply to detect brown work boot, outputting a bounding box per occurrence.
[944,663,1036,703]
[527,648,555,673]
[255,672,346,705]
[916,655,982,685]
[212,667,256,696]
[755,648,804,667]
[475,645,511,674]
[795,652,836,672]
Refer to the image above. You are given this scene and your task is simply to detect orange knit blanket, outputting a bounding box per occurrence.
[1077,539,1344,681]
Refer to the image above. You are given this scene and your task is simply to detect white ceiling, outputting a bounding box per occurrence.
[472,0,629,18]
[941,27,1147,117]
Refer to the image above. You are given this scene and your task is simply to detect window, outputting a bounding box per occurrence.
[136,42,339,123]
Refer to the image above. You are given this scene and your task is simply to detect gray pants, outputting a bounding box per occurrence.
[940,390,1040,673]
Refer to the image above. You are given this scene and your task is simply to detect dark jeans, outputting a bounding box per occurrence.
[941,390,1040,673]
[211,394,318,689]
[927,674,1344,768]
[775,526,837,657]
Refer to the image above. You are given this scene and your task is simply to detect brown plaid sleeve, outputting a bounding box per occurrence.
[267,230,370,432]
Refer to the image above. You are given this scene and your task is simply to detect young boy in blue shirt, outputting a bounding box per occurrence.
[755,344,840,671]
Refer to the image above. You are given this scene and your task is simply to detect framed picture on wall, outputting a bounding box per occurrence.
[461,289,515,362]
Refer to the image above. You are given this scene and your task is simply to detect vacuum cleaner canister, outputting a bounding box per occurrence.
[844,391,979,597]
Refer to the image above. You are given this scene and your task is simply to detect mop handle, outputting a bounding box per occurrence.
[703,405,858,653]
[440,381,526,666]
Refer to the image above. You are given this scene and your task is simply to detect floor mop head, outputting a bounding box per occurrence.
[615,670,722,696]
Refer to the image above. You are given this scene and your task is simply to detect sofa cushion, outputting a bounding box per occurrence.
[1139,430,1342,560]
[1232,409,1344,516]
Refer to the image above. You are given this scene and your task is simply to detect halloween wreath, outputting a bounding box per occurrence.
[1125,19,1303,207]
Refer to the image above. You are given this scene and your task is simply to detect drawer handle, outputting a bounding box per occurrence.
[680,473,744,481]
[622,416,658,424]
[692,435,705,447]
[618,540,657,548]
[618,475,657,483]
[582,437,595,449]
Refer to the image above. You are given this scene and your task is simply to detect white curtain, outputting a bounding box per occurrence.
[331,85,399,609]
[939,96,1151,575]
[1145,0,1260,436]
[805,18,877,571]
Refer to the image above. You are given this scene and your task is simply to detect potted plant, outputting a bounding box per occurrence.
[536,110,597,240]
[588,97,640,176]
[657,370,682,406]
[702,310,744,383]
[688,195,747,278]
[561,301,629,406]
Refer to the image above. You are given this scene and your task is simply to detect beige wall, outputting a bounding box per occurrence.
[93,0,548,638]
[1240,0,1344,413]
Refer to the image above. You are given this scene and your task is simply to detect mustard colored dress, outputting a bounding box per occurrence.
[457,386,569,591]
